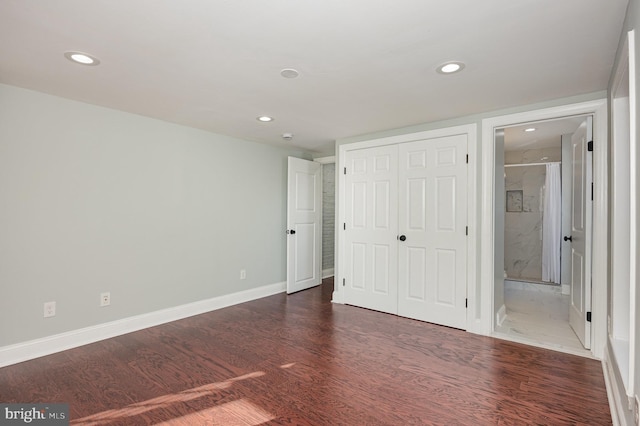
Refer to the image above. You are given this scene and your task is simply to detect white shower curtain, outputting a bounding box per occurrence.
[542,163,561,283]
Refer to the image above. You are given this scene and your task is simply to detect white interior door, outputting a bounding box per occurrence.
[560,135,573,294]
[568,117,593,348]
[286,157,322,294]
[344,145,399,314]
[397,136,468,329]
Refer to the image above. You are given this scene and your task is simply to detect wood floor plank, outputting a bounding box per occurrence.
[0,278,611,425]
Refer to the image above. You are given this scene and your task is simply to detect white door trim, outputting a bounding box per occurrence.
[335,124,478,330]
[480,99,608,359]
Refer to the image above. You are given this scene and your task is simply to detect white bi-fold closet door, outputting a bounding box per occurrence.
[344,134,468,329]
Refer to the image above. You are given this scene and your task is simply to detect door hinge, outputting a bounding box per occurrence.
[465,298,468,308]
[343,278,346,287]
[586,311,592,322]
[587,140,593,152]
[344,167,347,175]
[466,154,469,164]
[343,223,346,230]
[465,226,468,236]
[591,182,593,201]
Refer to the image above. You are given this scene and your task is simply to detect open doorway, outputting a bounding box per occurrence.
[481,98,607,359]
[493,116,592,356]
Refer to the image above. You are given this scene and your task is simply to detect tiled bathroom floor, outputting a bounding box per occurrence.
[494,284,592,357]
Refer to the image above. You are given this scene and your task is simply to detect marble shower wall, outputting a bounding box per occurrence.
[504,147,561,281]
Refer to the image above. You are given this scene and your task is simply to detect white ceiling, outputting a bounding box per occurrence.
[503,116,586,152]
[0,1,628,154]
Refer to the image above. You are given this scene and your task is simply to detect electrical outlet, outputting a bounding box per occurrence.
[240,269,246,280]
[44,301,56,318]
[100,292,110,307]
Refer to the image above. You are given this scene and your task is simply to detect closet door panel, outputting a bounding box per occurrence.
[398,135,468,329]
[342,133,468,329]
[344,145,399,314]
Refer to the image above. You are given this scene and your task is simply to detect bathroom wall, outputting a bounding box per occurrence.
[504,147,561,281]
[322,163,335,274]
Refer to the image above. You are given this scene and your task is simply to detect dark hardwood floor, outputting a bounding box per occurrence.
[0,278,611,425]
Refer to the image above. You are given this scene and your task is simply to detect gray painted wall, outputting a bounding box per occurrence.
[337,92,606,147]
[0,83,309,347]
[322,163,335,272]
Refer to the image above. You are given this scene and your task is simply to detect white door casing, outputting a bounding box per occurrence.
[397,136,468,328]
[569,118,593,349]
[343,145,399,314]
[287,157,322,294]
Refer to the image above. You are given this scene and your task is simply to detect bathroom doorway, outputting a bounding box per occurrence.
[494,115,592,355]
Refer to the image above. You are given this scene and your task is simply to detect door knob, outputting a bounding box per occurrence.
[398,235,407,241]
[564,235,572,242]
[287,229,296,235]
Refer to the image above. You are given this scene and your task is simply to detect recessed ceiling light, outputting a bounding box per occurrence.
[436,61,465,74]
[257,116,274,122]
[524,127,537,132]
[64,51,100,66]
[280,68,300,79]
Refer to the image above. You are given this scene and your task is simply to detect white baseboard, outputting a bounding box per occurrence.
[603,340,634,425]
[0,281,286,368]
[496,304,507,326]
[322,268,334,278]
[562,284,570,295]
